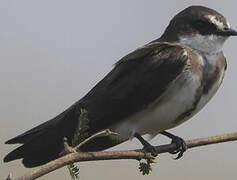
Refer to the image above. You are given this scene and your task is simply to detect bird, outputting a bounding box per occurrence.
[4,5,237,168]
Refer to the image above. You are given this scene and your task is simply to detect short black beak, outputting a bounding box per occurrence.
[216,28,237,36]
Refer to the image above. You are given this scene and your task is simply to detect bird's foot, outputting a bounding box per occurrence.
[160,131,187,159]
[142,144,158,157]
[134,132,158,157]
[169,136,187,159]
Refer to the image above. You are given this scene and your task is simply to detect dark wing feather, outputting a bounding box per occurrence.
[80,42,188,133]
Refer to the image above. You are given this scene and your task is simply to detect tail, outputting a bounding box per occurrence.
[4,105,78,167]
[4,103,127,167]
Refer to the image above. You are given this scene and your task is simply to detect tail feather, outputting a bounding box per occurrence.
[5,130,41,144]
[4,105,78,167]
[4,144,26,162]
[4,128,63,167]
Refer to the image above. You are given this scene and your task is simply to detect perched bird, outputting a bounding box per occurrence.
[4,6,237,167]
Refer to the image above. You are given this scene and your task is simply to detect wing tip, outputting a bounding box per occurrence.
[5,137,22,144]
[3,146,23,163]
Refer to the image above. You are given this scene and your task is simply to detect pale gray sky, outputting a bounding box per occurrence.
[1,1,237,179]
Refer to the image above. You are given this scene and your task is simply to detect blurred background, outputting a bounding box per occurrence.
[1,0,237,179]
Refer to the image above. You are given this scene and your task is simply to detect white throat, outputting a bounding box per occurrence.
[179,34,228,55]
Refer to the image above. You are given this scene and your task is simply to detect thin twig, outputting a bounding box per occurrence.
[11,131,237,180]
[64,137,76,153]
[74,129,119,151]
[60,129,118,156]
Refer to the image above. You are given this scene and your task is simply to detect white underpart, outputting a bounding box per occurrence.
[179,32,227,117]
[111,70,201,139]
[178,30,227,129]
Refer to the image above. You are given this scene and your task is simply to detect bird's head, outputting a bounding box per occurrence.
[160,6,237,54]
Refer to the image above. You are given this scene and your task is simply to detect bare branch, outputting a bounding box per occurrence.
[11,131,237,180]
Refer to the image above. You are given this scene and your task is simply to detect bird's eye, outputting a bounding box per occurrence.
[193,20,208,29]
[223,27,229,31]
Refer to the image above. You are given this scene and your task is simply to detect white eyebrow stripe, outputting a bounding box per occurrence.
[206,15,230,29]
